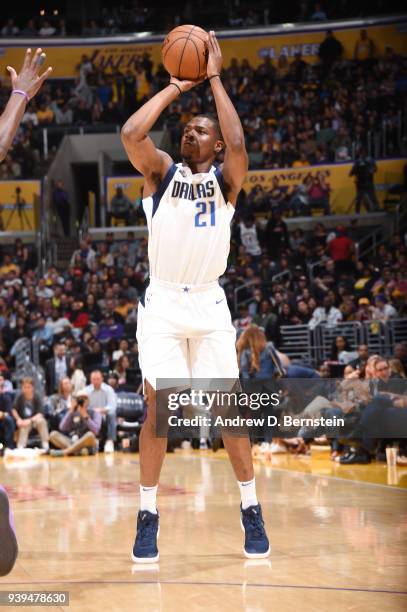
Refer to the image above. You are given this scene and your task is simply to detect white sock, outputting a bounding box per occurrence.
[139,484,158,514]
[238,478,258,510]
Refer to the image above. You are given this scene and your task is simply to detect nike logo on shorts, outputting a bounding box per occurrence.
[215,299,224,304]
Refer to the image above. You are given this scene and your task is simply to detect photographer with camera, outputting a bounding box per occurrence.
[49,389,101,457]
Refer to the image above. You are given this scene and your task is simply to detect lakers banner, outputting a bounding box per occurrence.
[221,22,407,65]
[0,180,40,231]
[106,159,405,216]
[106,176,144,210]
[0,21,406,78]
[242,159,406,214]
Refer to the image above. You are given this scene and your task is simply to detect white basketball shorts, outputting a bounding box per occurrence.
[136,277,239,389]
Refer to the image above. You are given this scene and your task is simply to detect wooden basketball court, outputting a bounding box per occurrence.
[1,450,406,611]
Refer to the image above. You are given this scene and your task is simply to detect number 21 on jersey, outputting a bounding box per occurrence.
[194,201,215,227]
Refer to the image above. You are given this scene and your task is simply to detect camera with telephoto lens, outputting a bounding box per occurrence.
[77,397,87,407]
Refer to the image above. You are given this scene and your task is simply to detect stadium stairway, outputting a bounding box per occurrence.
[54,236,79,270]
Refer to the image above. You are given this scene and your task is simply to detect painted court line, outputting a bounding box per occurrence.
[1,580,406,595]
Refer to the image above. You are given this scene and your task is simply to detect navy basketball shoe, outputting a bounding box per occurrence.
[132,510,159,563]
[240,503,270,559]
[0,486,18,576]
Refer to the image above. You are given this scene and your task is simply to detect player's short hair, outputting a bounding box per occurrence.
[193,114,224,142]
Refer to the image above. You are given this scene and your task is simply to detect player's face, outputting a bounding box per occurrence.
[180,118,221,163]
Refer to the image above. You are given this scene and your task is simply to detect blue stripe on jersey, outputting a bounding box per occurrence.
[139,287,146,307]
[152,163,177,218]
[213,167,228,204]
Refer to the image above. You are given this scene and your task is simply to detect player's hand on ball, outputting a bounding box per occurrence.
[170,76,204,93]
[7,47,53,100]
[207,30,222,78]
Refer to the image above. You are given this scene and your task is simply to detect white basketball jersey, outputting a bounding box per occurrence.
[239,222,261,256]
[142,163,235,284]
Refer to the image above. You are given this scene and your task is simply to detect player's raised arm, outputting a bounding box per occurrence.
[121,78,201,189]
[0,48,52,162]
[206,31,248,204]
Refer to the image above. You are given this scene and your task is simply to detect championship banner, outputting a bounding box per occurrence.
[0,21,406,78]
[106,176,144,210]
[242,159,406,214]
[0,180,40,231]
[106,159,405,216]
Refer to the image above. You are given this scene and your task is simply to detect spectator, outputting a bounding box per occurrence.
[308,295,343,329]
[394,343,407,374]
[97,312,124,343]
[330,335,352,361]
[1,19,19,36]
[310,2,328,21]
[0,374,15,449]
[354,298,372,322]
[114,355,131,385]
[46,376,74,430]
[389,359,406,378]
[251,300,278,340]
[292,152,310,168]
[237,325,277,379]
[327,226,354,276]
[70,239,96,268]
[248,141,264,169]
[70,356,87,395]
[54,103,73,125]
[45,343,72,396]
[11,378,49,451]
[36,102,54,125]
[85,294,102,323]
[277,302,300,327]
[350,344,369,370]
[288,181,310,216]
[85,370,117,453]
[238,215,262,258]
[19,19,38,37]
[68,300,90,331]
[49,389,101,456]
[308,175,331,215]
[32,315,54,356]
[112,339,130,362]
[371,295,397,322]
[349,151,380,213]
[318,30,343,71]
[83,20,101,36]
[354,29,375,61]
[39,20,56,36]
[263,212,289,258]
[234,305,252,331]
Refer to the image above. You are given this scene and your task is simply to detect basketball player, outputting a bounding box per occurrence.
[122,32,270,562]
[0,47,52,577]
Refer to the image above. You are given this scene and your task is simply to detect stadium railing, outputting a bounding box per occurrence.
[363,320,390,356]
[279,319,405,366]
[314,321,363,363]
[12,337,45,396]
[387,318,407,348]
[279,325,315,365]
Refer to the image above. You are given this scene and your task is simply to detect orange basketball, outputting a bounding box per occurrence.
[162,24,208,81]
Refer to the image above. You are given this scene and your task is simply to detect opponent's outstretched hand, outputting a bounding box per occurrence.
[7,48,53,100]
[207,30,222,78]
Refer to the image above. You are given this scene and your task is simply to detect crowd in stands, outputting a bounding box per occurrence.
[0,2,404,37]
[0,28,406,180]
[0,219,406,461]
